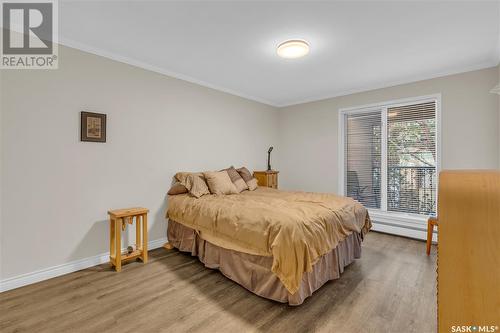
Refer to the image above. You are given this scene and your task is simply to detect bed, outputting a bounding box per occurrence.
[166,186,371,305]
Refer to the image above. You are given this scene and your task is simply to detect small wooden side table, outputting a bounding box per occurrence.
[253,170,279,189]
[108,207,149,272]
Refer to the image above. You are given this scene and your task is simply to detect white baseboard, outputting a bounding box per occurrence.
[371,221,437,242]
[0,237,167,293]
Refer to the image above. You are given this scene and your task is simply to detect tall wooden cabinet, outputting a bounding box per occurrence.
[437,171,500,332]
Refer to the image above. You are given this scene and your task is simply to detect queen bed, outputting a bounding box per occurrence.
[165,176,371,305]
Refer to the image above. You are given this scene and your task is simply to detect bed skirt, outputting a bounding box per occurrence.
[167,219,362,305]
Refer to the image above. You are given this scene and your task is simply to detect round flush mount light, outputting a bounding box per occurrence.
[277,39,310,59]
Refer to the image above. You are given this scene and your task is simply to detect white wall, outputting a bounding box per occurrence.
[1,46,278,280]
[276,67,499,192]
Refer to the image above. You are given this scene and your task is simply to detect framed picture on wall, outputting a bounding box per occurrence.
[81,111,106,143]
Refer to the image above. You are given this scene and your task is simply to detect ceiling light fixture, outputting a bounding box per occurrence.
[277,39,310,59]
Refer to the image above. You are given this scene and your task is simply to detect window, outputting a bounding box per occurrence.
[340,96,439,220]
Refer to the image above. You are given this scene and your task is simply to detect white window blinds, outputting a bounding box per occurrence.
[345,111,382,209]
[343,99,437,216]
[387,101,437,215]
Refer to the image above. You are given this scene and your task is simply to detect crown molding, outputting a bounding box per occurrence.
[59,36,499,109]
[58,36,279,107]
[277,60,500,108]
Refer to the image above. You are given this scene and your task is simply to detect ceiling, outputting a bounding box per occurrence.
[59,1,500,107]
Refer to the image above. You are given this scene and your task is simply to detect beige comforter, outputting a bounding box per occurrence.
[166,187,371,294]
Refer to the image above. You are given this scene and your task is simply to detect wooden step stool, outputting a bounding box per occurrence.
[108,207,149,272]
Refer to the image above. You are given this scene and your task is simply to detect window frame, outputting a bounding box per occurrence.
[338,94,442,232]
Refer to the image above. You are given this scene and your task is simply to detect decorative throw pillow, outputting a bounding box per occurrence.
[223,166,248,192]
[237,167,258,191]
[203,171,238,195]
[167,180,188,195]
[174,172,210,198]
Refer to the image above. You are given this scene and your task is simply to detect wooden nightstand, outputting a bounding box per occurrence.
[253,170,279,189]
[108,207,149,272]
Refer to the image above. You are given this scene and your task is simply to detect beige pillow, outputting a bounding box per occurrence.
[246,178,258,191]
[174,172,210,198]
[223,166,248,192]
[168,181,188,195]
[203,171,238,195]
[237,167,258,191]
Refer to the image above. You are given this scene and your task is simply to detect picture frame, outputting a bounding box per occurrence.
[81,111,106,143]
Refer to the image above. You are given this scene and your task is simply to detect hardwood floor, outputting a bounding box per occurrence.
[0,232,437,333]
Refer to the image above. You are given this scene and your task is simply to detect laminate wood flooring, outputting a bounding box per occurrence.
[0,232,437,333]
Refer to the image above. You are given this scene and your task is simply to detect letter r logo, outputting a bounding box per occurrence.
[2,2,53,54]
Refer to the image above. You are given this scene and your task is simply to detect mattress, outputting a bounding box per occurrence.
[167,220,362,305]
